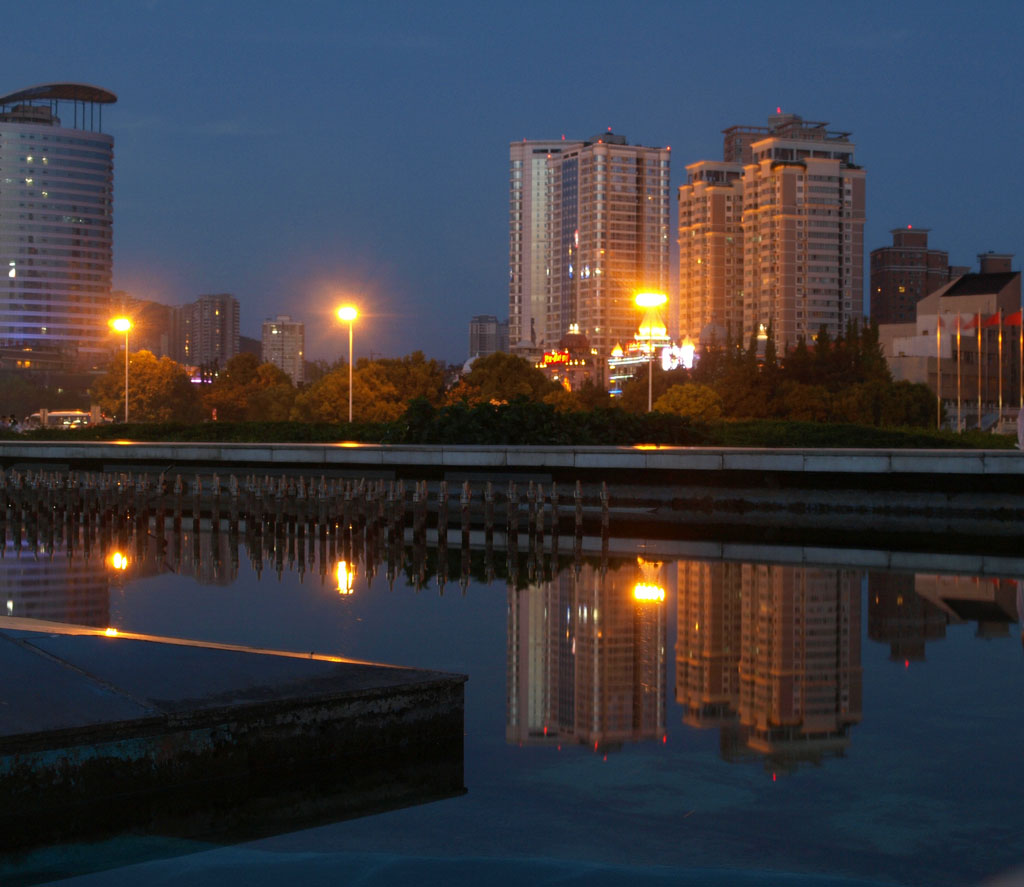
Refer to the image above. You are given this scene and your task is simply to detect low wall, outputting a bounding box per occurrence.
[2,441,1022,552]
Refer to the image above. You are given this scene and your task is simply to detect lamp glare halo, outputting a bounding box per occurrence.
[635,292,667,308]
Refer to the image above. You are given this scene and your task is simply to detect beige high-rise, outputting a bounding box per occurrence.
[678,114,865,350]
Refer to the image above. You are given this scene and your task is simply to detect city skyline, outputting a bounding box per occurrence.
[2,1,1020,364]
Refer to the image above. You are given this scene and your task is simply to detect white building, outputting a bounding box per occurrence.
[262,314,304,384]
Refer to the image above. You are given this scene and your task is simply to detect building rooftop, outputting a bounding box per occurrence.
[943,272,1019,298]
[0,82,116,106]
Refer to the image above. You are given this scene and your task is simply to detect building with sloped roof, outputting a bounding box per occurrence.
[879,253,1022,429]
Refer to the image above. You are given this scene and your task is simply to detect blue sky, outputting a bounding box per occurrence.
[4,0,1021,363]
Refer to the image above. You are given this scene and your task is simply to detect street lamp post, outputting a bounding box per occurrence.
[635,292,667,412]
[110,317,132,423]
[336,305,358,423]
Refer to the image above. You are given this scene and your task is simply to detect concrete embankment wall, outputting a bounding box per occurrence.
[0,621,466,851]
[2,441,1022,550]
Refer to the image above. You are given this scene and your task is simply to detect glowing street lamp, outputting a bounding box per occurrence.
[109,317,132,423]
[635,292,667,412]
[336,305,358,423]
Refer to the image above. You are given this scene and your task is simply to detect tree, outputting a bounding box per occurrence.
[448,352,558,405]
[654,384,722,422]
[203,353,296,422]
[771,381,831,422]
[365,351,446,406]
[91,350,201,423]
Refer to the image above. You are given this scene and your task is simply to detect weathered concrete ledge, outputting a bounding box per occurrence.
[1,439,1023,477]
[0,619,466,852]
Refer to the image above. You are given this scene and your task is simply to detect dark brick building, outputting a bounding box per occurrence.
[869,227,967,324]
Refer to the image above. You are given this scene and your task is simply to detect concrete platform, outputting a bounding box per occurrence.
[0,619,466,854]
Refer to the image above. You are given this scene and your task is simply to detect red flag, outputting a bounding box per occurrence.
[1004,309,1022,326]
[981,311,1002,328]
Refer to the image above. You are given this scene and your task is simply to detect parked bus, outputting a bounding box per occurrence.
[25,409,101,429]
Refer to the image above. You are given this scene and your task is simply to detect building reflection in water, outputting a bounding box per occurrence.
[506,557,667,752]
[1,540,110,627]
[2,514,1021,764]
[677,562,863,771]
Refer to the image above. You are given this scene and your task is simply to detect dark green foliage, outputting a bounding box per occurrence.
[393,398,704,446]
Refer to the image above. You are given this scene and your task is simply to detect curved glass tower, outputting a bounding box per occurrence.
[0,83,115,369]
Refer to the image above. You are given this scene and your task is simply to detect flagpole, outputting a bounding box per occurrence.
[977,317,982,430]
[956,315,962,432]
[998,309,1003,420]
[936,315,942,429]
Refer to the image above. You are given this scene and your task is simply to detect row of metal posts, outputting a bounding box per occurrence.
[0,470,612,591]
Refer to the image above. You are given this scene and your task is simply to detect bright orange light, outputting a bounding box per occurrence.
[336,305,358,323]
[104,627,119,637]
[635,291,667,308]
[109,552,128,570]
[110,317,132,333]
[336,560,356,594]
[633,583,665,602]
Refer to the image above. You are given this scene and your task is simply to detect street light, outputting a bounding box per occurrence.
[110,317,132,423]
[635,292,667,412]
[336,305,358,423]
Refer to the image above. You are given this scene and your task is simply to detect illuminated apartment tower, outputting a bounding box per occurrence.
[510,133,670,360]
[178,293,240,367]
[261,314,304,384]
[509,139,575,353]
[677,163,744,341]
[0,84,116,370]
[678,114,865,350]
[741,114,865,346]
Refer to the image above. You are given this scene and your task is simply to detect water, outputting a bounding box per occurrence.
[2,522,1022,886]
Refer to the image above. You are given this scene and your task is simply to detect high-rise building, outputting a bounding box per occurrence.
[261,314,304,384]
[869,227,968,324]
[510,132,670,363]
[177,293,239,368]
[0,84,116,370]
[468,314,509,359]
[678,113,865,350]
[677,162,744,343]
[509,139,569,355]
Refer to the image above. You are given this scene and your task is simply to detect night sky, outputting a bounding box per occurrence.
[4,0,1021,363]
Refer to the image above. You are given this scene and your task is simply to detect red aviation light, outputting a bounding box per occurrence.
[905,659,910,669]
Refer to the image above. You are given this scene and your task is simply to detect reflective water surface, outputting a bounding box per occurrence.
[2,519,1022,886]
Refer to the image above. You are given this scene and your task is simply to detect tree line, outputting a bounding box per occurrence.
[86,323,934,429]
